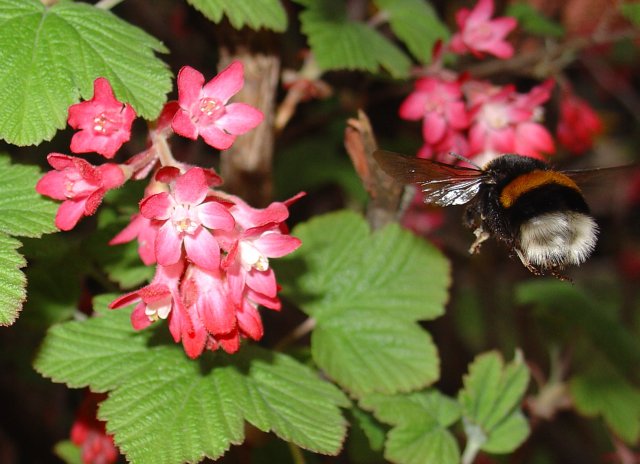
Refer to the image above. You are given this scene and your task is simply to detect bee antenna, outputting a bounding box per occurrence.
[447,152,482,169]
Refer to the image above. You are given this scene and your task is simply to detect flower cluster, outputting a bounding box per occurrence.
[70,393,118,464]
[109,168,301,358]
[37,61,299,358]
[399,0,602,166]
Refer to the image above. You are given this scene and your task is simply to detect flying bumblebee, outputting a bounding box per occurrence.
[373,149,626,276]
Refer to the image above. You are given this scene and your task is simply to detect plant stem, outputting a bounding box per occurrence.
[94,0,125,9]
[274,317,316,351]
[287,442,306,464]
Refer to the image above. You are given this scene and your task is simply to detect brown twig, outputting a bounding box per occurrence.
[466,27,640,79]
[218,31,281,207]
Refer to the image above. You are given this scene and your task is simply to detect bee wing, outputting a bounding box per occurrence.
[563,164,638,184]
[373,149,485,206]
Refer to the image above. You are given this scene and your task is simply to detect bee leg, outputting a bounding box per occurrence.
[515,249,543,276]
[469,226,490,254]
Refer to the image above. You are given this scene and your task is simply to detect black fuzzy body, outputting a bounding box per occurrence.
[463,154,591,253]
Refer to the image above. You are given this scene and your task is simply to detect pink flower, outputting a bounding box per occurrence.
[450,0,518,59]
[557,91,603,154]
[67,78,136,159]
[140,167,235,270]
[109,261,186,330]
[216,195,302,306]
[36,154,125,231]
[70,393,118,464]
[467,80,554,160]
[399,76,469,145]
[172,62,264,150]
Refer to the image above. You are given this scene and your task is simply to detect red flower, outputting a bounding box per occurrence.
[557,91,603,154]
[450,0,518,59]
[70,392,118,464]
[67,78,136,159]
[36,154,125,231]
[172,62,264,150]
[140,167,235,270]
[399,76,469,146]
[467,80,555,160]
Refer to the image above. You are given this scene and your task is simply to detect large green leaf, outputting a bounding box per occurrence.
[186,0,287,32]
[0,156,58,237]
[34,296,349,463]
[458,351,530,455]
[279,211,450,322]
[0,0,171,146]
[294,0,411,78]
[361,390,461,464]
[374,0,449,63]
[313,313,439,396]
[0,233,26,326]
[0,155,57,325]
[571,366,640,444]
[277,211,450,396]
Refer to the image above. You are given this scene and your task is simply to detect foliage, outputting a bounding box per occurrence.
[1,0,639,463]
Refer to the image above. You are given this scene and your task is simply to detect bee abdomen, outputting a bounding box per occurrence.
[518,211,598,268]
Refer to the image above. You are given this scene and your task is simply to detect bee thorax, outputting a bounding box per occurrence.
[518,211,598,268]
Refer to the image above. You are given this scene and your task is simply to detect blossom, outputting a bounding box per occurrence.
[36,154,125,231]
[557,91,603,154]
[140,167,235,270]
[399,76,469,146]
[109,261,186,330]
[70,393,118,464]
[67,77,136,159]
[216,195,302,306]
[172,62,264,150]
[449,0,518,59]
[467,80,555,160]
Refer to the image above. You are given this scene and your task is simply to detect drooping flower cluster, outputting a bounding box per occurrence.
[70,392,119,464]
[109,167,301,358]
[37,61,297,358]
[556,89,603,155]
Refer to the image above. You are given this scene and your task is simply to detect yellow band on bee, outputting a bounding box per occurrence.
[499,170,580,208]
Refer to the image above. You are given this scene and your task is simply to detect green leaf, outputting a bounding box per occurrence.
[53,440,82,464]
[0,156,57,237]
[186,0,287,32]
[620,3,640,27]
[571,367,640,444]
[506,2,564,38]
[34,296,349,463]
[279,211,450,322]
[458,351,530,454]
[0,0,171,146]
[313,313,439,396]
[348,406,387,462]
[294,0,411,78]
[515,279,640,380]
[0,155,57,325]
[374,0,449,63]
[0,233,26,326]
[361,390,461,464]
[277,211,449,396]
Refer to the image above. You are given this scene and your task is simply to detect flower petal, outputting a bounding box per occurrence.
[174,168,209,205]
[171,109,199,140]
[246,268,277,297]
[155,222,183,266]
[184,228,220,271]
[199,125,236,150]
[140,192,172,220]
[255,232,301,258]
[202,61,244,103]
[177,66,205,109]
[217,103,263,135]
[197,201,235,231]
[55,199,88,231]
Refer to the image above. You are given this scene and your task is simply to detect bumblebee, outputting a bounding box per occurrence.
[373,150,620,276]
